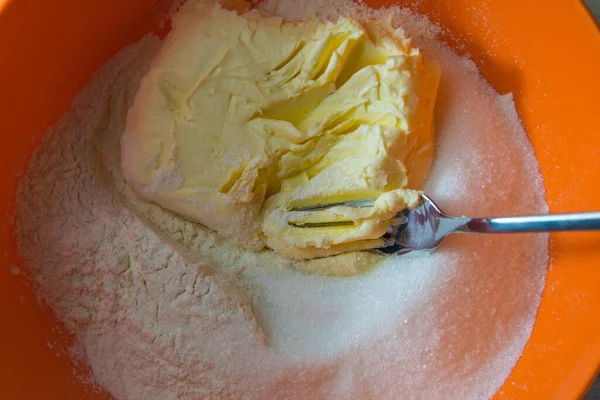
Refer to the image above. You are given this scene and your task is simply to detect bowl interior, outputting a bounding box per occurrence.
[0,0,599,398]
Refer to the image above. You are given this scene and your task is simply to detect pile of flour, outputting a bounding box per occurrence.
[15,0,548,399]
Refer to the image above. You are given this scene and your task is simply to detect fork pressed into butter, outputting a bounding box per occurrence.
[121,0,441,259]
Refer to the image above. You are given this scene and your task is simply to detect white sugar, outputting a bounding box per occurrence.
[248,1,549,399]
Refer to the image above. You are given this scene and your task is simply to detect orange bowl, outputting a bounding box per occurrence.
[1,0,599,399]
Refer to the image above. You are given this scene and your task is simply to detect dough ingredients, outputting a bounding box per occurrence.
[14,0,549,399]
[121,2,440,259]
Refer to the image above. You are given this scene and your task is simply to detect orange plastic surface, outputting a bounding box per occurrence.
[0,0,599,399]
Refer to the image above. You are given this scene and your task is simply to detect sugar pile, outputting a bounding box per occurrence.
[14,0,548,399]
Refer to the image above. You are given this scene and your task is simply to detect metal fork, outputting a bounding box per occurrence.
[294,194,600,255]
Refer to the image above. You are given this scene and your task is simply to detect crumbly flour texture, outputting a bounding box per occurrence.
[15,0,549,399]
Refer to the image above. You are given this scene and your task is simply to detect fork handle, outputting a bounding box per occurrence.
[462,212,600,233]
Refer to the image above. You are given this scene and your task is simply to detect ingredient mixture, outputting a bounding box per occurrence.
[122,2,440,259]
[14,0,549,399]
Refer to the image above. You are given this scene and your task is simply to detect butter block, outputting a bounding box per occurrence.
[121,1,440,258]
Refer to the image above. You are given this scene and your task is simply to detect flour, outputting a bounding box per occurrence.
[15,1,548,399]
[16,36,266,399]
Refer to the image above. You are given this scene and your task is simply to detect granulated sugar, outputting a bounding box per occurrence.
[14,1,548,399]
